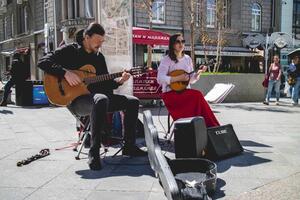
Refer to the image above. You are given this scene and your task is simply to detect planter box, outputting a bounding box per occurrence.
[192,73,265,103]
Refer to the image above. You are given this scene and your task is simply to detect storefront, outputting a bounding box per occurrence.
[192,46,260,73]
[132,27,170,99]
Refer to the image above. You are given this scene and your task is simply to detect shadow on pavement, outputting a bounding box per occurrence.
[240,140,272,148]
[75,155,153,180]
[211,178,226,199]
[216,140,272,173]
[218,104,298,113]
[0,109,13,114]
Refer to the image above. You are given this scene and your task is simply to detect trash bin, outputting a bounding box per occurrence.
[15,80,48,106]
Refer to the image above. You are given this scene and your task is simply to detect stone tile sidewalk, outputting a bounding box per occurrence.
[0,98,299,199]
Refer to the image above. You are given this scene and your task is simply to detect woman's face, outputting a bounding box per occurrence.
[273,56,279,63]
[173,35,185,53]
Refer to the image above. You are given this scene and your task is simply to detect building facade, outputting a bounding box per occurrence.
[1,0,297,80]
[133,0,184,69]
[0,0,96,81]
[134,0,275,73]
[0,0,62,80]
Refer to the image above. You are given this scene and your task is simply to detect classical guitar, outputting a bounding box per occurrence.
[43,64,143,106]
[168,60,215,92]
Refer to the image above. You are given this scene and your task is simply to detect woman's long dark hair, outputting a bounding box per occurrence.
[168,33,184,63]
[76,22,105,46]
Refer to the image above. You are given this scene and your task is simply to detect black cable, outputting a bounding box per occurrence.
[157,101,168,135]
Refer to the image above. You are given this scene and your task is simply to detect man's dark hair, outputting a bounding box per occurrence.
[75,29,85,46]
[84,22,105,37]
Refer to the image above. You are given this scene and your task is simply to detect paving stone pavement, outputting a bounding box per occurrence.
[0,98,299,200]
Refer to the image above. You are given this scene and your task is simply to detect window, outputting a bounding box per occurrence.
[206,0,229,28]
[62,0,94,19]
[251,3,261,32]
[152,0,165,24]
[293,0,300,39]
[17,5,28,34]
[44,0,48,23]
[11,14,13,37]
[196,2,201,27]
[3,16,7,40]
[206,0,216,28]
[85,0,94,18]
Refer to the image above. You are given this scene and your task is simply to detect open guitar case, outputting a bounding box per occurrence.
[143,110,217,200]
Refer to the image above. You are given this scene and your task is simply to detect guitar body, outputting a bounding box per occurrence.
[168,70,189,92]
[44,65,96,106]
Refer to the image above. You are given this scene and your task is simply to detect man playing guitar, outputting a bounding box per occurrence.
[38,22,147,171]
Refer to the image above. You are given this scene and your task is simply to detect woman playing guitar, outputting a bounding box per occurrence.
[157,33,220,127]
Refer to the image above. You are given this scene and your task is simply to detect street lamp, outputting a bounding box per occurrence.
[243,32,292,74]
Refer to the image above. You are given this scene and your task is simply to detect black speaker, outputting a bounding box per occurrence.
[15,80,33,106]
[207,124,243,160]
[174,117,207,158]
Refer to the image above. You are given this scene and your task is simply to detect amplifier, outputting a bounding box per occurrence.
[207,124,243,160]
[174,117,207,158]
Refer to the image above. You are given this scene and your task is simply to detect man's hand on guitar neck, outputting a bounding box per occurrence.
[64,70,82,86]
[118,71,131,85]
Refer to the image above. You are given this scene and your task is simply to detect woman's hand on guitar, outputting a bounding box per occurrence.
[64,70,82,86]
[172,73,190,82]
[196,65,208,75]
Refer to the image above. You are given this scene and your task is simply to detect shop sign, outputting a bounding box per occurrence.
[61,18,94,27]
[133,70,162,99]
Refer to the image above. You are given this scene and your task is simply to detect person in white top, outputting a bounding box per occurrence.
[157,33,220,127]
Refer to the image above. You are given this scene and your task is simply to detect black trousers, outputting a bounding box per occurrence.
[68,93,139,154]
[1,79,15,102]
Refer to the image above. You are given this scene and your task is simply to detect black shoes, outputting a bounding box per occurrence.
[263,101,269,105]
[0,100,7,106]
[88,150,102,171]
[122,145,148,157]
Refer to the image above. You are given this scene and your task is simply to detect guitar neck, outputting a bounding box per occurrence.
[84,72,123,84]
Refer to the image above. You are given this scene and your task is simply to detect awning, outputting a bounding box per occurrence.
[287,48,300,58]
[186,45,258,57]
[132,27,170,46]
[0,50,14,56]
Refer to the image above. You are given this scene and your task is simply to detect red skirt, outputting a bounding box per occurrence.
[161,89,220,128]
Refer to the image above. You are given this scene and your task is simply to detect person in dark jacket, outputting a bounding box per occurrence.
[37,22,147,170]
[288,55,300,106]
[0,52,27,106]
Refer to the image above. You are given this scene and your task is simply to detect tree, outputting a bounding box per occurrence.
[197,0,229,73]
[135,0,155,69]
[185,0,197,66]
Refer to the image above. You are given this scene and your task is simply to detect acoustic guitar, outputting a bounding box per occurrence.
[43,64,143,106]
[168,70,194,92]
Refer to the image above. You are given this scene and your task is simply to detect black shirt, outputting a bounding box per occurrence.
[37,43,120,95]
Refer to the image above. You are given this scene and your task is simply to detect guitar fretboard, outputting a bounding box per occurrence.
[83,72,124,84]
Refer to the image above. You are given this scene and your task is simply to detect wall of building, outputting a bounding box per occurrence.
[280,1,293,35]
[240,0,272,33]
[134,0,183,31]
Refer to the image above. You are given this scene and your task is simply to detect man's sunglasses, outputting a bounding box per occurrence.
[175,39,185,44]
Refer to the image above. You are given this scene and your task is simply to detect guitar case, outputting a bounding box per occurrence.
[143,110,217,200]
